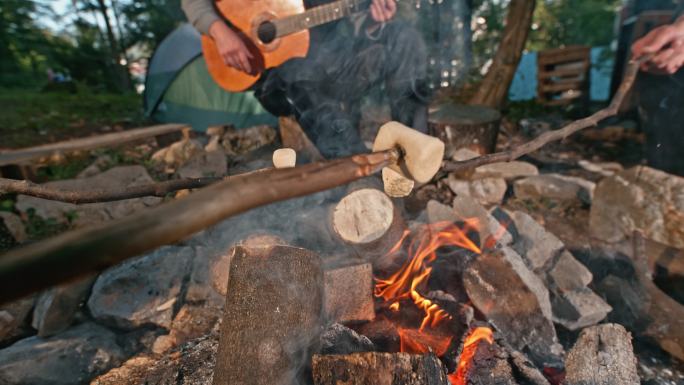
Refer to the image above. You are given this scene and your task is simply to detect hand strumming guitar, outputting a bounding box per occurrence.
[632,15,684,75]
[209,0,397,74]
[209,21,254,74]
[369,0,396,23]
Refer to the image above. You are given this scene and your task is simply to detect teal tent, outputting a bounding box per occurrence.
[144,24,277,132]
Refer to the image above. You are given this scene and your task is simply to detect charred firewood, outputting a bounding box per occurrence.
[312,352,449,385]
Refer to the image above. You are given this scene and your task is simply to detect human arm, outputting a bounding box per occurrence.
[180,0,253,73]
[631,14,684,75]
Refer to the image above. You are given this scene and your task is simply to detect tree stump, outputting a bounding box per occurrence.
[428,103,501,157]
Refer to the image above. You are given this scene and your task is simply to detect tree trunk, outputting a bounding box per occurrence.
[469,0,536,109]
[95,0,130,91]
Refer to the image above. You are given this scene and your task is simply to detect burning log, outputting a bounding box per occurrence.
[331,188,407,262]
[564,324,639,385]
[311,352,449,385]
[213,245,324,385]
[449,327,517,385]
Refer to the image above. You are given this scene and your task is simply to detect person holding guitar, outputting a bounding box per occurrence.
[182,0,430,158]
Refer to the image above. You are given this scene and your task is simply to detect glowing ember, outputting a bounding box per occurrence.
[398,328,453,357]
[448,327,494,385]
[375,220,481,331]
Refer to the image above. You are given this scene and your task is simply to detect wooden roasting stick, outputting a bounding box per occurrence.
[444,55,646,173]
[0,150,399,305]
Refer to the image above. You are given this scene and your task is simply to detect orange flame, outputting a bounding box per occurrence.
[398,328,453,357]
[448,327,494,385]
[375,221,482,331]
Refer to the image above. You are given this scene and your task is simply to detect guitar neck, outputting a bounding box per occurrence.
[274,0,371,38]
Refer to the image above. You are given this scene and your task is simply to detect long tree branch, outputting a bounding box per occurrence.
[0,177,223,203]
[0,149,398,305]
[444,56,645,173]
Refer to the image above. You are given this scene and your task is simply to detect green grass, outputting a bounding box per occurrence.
[0,88,148,149]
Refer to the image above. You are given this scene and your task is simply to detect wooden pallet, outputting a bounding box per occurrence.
[537,45,591,107]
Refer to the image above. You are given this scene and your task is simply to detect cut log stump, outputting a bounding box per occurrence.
[212,245,324,385]
[331,188,407,261]
[564,323,639,385]
[312,352,449,385]
[428,103,501,157]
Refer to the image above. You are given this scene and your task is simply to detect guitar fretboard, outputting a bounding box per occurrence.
[273,0,370,38]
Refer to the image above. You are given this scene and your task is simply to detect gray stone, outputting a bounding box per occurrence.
[0,295,35,345]
[513,174,588,203]
[453,197,513,247]
[185,246,223,306]
[548,250,593,292]
[551,288,612,330]
[16,166,162,227]
[324,263,375,323]
[447,175,507,206]
[320,323,375,355]
[565,324,639,385]
[426,198,512,251]
[463,249,563,367]
[590,166,684,249]
[213,245,324,385]
[471,161,539,180]
[546,173,596,203]
[578,159,623,177]
[0,322,125,385]
[88,246,194,329]
[509,211,565,272]
[32,275,95,337]
[177,150,227,179]
[0,212,26,243]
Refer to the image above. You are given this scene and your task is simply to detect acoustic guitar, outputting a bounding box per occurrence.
[202,0,371,92]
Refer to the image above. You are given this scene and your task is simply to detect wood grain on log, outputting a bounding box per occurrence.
[213,245,323,385]
[331,188,407,261]
[0,150,398,305]
[312,352,449,385]
[564,323,639,385]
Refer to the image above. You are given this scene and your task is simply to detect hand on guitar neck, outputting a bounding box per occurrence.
[207,0,397,75]
[209,21,255,74]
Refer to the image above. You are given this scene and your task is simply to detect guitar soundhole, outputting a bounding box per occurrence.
[257,21,277,44]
